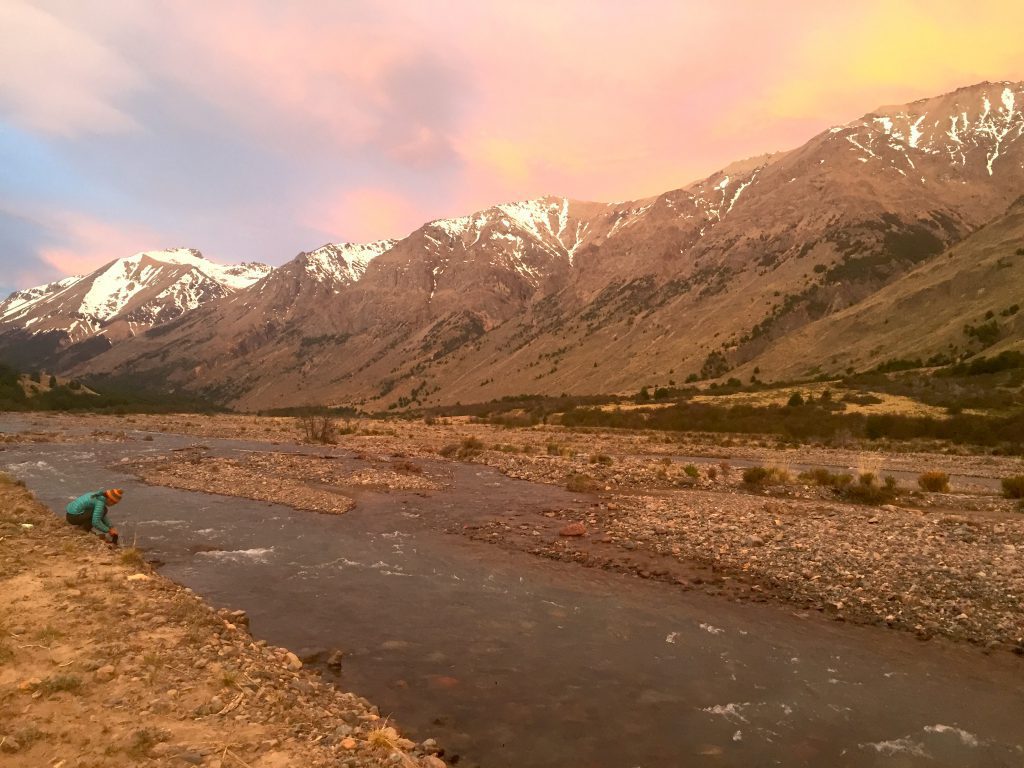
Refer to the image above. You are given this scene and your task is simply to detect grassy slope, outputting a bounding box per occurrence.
[744,202,1024,381]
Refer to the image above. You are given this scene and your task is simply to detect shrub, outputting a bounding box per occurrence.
[842,477,895,505]
[742,466,790,486]
[917,471,950,493]
[683,464,700,479]
[297,414,337,444]
[566,473,599,493]
[458,436,484,458]
[1002,475,1024,499]
[589,453,613,466]
[798,468,853,489]
[40,675,82,695]
[547,442,562,456]
[787,392,805,407]
[438,443,459,458]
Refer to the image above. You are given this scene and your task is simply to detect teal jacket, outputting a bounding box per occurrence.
[66,492,113,533]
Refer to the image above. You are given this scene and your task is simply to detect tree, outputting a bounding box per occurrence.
[49,375,58,388]
[787,391,805,407]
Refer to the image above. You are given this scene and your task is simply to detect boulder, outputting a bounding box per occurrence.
[558,522,587,537]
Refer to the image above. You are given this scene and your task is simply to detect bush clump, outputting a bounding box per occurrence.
[1002,475,1024,499]
[440,437,484,459]
[841,473,898,505]
[297,414,338,444]
[683,464,700,479]
[588,453,613,466]
[742,466,790,486]
[798,468,854,489]
[917,471,950,493]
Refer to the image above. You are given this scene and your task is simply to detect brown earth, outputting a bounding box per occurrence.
[0,475,445,768]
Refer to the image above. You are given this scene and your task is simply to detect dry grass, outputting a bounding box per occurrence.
[34,625,64,645]
[39,675,83,695]
[120,547,146,569]
[918,471,951,493]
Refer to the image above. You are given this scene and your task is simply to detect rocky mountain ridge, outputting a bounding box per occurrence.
[5,81,1024,409]
[0,248,270,369]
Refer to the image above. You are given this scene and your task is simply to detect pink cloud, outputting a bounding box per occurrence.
[0,1,141,136]
[303,187,427,244]
[6,0,1024,273]
[37,212,165,276]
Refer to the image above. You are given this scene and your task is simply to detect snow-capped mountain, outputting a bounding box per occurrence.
[300,241,397,287]
[0,248,270,369]
[10,81,1024,409]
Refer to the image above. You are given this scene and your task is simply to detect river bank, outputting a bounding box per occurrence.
[0,474,443,768]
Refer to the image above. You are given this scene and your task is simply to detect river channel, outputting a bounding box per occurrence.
[3,418,1023,767]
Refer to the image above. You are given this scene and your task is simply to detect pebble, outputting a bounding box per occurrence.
[284,652,302,670]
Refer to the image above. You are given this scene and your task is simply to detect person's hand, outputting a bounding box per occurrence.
[108,528,118,537]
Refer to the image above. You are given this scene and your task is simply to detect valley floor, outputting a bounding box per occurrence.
[15,412,1022,654]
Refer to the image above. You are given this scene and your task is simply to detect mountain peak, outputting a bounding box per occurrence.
[301,240,397,284]
[0,249,271,356]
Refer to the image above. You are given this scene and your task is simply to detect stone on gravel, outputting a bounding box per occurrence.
[95,665,116,682]
[558,522,587,537]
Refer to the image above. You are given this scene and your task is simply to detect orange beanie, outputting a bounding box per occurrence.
[104,488,124,504]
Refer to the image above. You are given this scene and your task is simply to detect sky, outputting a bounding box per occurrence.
[2,0,1024,295]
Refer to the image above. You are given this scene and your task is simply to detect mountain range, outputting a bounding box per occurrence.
[3,81,1023,410]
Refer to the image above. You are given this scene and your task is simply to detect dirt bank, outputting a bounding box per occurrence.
[0,475,444,768]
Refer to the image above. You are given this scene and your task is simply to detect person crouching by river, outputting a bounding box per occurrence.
[65,488,122,545]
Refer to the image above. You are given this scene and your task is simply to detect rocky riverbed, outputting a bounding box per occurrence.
[0,475,444,768]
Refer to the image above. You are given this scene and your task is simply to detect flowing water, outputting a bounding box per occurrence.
[3,418,1022,767]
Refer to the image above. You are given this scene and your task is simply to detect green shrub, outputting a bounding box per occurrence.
[683,464,700,478]
[1002,475,1024,499]
[787,392,805,407]
[917,471,950,492]
[546,442,562,456]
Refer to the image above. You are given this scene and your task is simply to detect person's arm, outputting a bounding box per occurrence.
[91,498,110,533]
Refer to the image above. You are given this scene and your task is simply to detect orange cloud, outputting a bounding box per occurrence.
[304,187,427,244]
[37,212,164,276]
[739,1,1024,129]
